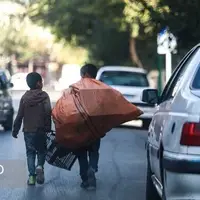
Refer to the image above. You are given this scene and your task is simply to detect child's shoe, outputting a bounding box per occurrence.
[36,166,45,184]
[27,176,36,186]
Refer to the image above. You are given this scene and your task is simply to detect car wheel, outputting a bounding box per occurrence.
[146,160,161,200]
[3,110,13,131]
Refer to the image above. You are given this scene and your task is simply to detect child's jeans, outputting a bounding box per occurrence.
[24,132,47,176]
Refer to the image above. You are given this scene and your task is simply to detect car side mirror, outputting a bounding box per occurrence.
[142,89,159,105]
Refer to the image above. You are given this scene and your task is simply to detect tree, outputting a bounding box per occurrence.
[157,0,200,50]
[0,1,28,69]
[29,0,133,66]
[128,0,200,67]
[5,0,200,70]
[0,1,88,67]
[122,0,171,68]
[29,0,170,68]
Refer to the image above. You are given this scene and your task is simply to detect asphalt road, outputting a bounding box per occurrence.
[0,91,148,200]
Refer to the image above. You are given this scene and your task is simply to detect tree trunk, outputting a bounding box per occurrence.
[129,37,143,68]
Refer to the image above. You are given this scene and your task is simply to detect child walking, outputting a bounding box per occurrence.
[12,72,52,185]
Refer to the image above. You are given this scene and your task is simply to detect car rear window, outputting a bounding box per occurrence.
[99,71,149,87]
[192,66,200,89]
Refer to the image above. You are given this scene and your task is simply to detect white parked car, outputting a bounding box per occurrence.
[11,72,29,90]
[96,66,156,128]
[54,64,81,91]
[142,44,200,200]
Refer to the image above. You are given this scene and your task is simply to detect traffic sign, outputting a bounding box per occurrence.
[157,28,177,55]
[157,28,177,82]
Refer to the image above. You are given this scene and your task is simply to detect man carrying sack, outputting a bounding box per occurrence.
[52,63,143,191]
[75,64,101,190]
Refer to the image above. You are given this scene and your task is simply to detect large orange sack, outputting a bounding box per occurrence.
[52,78,143,149]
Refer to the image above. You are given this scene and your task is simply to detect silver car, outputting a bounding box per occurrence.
[0,70,14,131]
[142,44,200,199]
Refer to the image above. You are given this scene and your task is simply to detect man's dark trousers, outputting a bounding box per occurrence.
[77,139,100,181]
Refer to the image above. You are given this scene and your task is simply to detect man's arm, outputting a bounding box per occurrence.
[44,95,52,132]
[12,97,24,136]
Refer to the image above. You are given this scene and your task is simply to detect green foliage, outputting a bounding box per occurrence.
[29,0,131,65]
[0,18,28,56]
[157,0,200,49]
[123,0,169,38]
[5,0,200,69]
[0,1,88,65]
[29,0,170,67]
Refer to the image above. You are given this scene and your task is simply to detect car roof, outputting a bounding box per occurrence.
[99,66,147,74]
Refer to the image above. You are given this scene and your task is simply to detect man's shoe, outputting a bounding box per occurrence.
[80,181,89,189]
[87,168,96,190]
[27,176,36,186]
[36,166,45,184]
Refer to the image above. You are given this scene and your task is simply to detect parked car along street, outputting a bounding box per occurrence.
[143,44,200,200]
[54,64,81,91]
[96,66,156,129]
[11,72,29,91]
[0,70,14,131]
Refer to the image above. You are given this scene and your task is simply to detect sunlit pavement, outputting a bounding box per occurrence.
[0,90,148,200]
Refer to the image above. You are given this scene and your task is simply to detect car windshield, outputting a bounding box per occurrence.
[99,71,149,87]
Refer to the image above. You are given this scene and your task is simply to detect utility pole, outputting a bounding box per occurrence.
[157,55,163,95]
[165,50,172,82]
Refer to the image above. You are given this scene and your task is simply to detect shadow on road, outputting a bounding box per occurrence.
[116,125,148,131]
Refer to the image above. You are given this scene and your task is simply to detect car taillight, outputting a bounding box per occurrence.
[180,122,200,146]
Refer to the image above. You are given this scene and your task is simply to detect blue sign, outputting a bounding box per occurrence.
[159,27,167,36]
